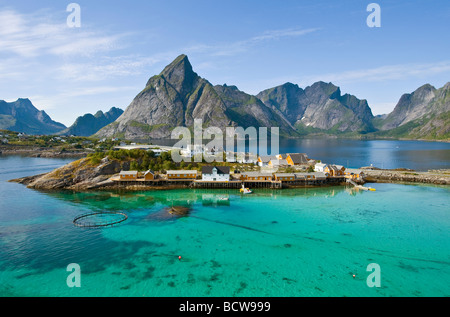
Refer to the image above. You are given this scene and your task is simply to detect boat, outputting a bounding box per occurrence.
[240,184,252,194]
[355,185,376,191]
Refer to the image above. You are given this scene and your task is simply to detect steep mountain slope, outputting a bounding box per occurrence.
[59,107,123,136]
[374,83,450,140]
[379,84,438,131]
[0,98,66,135]
[257,81,375,134]
[95,55,296,139]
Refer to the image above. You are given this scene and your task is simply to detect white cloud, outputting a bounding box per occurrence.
[185,27,320,57]
[54,53,176,83]
[300,61,450,86]
[0,9,124,58]
[29,85,137,110]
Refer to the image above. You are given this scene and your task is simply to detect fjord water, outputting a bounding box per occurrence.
[0,145,449,297]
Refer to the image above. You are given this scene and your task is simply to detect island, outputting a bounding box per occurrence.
[8,143,450,191]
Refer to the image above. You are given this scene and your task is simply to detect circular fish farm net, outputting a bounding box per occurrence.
[73,211,128,228]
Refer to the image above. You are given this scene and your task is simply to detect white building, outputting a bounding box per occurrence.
[201,166,230,182]
[236,153,257,164]
[314,163,327,172]
[180,144,203,158]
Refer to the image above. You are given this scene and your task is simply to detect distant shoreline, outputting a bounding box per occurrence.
[0,145,89,158]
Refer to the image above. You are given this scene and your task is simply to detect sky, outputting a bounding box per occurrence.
[0,0,449,126]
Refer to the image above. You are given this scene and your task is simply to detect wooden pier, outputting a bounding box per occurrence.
[109,176,345,189]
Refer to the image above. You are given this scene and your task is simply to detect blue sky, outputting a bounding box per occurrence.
[0,0,449,126]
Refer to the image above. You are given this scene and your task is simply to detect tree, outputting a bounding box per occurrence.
[162,161,174,171]
[130,161,139,171]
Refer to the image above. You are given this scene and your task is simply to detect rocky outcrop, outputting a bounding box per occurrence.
[9,157,125,190]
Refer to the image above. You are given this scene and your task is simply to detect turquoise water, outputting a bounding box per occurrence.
[0,155,449,297]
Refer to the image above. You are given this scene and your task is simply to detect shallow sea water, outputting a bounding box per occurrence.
[0,155,449,297]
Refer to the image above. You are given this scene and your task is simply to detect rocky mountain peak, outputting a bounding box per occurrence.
[155,54,199,96]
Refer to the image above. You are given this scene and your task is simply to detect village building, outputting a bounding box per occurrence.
[257,155,278,167]
[286,153,309,166]
[268,158,289,168]
[144,170,156,181]
[241,172,273,181]
[201,166,230,182]
[344,168,365,180]
[236,153,257,164]
[314,163,328,172]
[273,173,296,181]
[119,170,138,180]
[325,164,346,177]
[294,172,328,180]
[166,170,198,179]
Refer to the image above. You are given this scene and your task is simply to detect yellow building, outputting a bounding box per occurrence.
[325,165,345,176]
[272,173,296,181]
[286,153,309,166]
[119,170,138,180]
[241,172,273,181]
[144,170,156,181]
[344,169,364,180]
[166,170,198,179]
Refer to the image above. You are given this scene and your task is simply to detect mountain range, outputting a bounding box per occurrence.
[0,98,66,135]
[1,54,449,140]
[58,107,124,136]
[0,99,123,137]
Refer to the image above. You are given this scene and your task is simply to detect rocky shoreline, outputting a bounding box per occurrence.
[0,145,89,158]
[9,156,450,192]
[362,168,450,185]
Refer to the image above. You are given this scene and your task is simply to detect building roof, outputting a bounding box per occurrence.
[310,172,327,179]
[287,153,309,164]
[269,159,288,166]
[166,170,198,174]
[277,154,288,159]
[315,163,327,167]
[273,173,296,177]
[327,164,345,171]
[295,172,327,179]
[144,170,155,175]
[202,166,230,174]
[258,155,277,163]
[242,172,273,177]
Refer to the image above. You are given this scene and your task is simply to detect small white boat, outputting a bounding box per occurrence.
[355,185,376,191]
[240,184,252,194]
